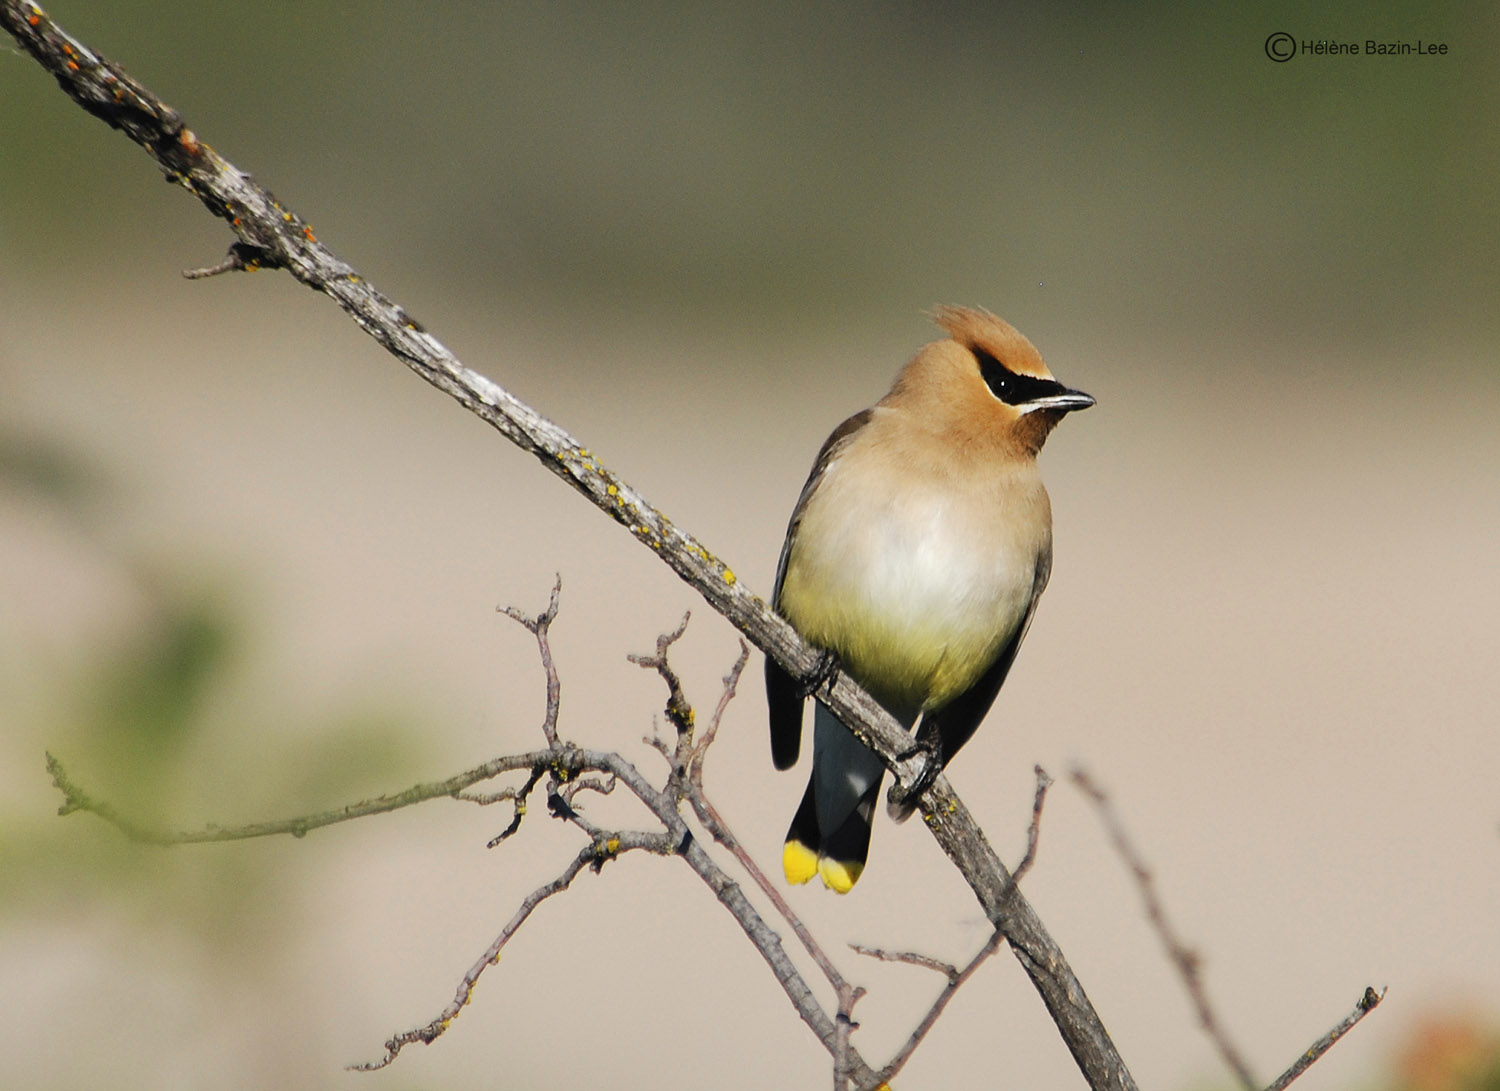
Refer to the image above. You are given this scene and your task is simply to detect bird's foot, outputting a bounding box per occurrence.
[797,648,841,699]
[887,737,943,822]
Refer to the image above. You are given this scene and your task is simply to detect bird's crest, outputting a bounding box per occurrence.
[930,304,1051,380]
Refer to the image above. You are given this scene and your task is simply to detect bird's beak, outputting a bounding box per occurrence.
[1018,386,1095,415]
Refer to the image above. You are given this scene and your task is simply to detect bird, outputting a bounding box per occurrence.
[765,305,1093,893]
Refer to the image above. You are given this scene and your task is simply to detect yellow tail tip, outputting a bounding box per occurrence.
[782,840,819,885]
[817,856,864,894]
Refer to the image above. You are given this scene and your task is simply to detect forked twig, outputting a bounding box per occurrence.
[498,575,565,747]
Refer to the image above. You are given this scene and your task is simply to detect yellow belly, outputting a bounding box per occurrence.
[778,489,1040,716]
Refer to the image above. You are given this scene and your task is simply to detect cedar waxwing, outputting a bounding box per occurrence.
[765,306,1093,893]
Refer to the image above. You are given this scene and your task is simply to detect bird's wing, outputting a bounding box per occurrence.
[921,547,1053,765]
[766,408,875,770]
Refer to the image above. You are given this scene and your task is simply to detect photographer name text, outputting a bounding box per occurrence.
[1302,38,1448,56]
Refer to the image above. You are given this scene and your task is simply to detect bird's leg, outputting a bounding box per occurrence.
[797,647,841,699]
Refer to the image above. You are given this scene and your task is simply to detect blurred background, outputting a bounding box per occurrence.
[2,2,1497,1089]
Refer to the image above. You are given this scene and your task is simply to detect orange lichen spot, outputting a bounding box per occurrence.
[66,60,78,71]
[302,226,316,241]
[28,12,41,28]
[178,128,200,155]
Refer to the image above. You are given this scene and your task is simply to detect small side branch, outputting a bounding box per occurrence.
[627,611,695,738]
[1013,764,1054,882]
[352,830,674,1070]
[852,929,1008,1086]
[1264,987,1386,1091]
[45,747,563,845]
[498,575,565,747]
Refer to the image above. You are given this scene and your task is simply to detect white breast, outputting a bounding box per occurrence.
[780,446,1049,713]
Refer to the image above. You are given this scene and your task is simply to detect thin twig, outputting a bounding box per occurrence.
[848,928,1008,1085]
[46,747,562,845]
[689,638,750,772]
[626,612,695,737]
[600,613,878,1084]
[351,831,671,1070]
[1013,764,1054,882]
[182,241,266,278]
[650,636,860,1009]
[1263,987,1386,1091]
[498,575,564,747]
[849,944,958,979]
[467,767,546,848]
[1073,767,1258,1090]
[845,766,1051,1082]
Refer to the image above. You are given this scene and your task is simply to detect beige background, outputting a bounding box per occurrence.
[2,3,1497,1089]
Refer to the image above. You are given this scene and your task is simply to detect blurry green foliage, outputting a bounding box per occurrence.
[0,426,419,944]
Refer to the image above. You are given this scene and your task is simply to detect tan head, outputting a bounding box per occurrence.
[881,305,1094,455]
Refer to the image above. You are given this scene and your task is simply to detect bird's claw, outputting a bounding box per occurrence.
[797,648,841,699]
[888,736,943,821]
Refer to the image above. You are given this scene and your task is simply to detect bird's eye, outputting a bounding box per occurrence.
[974,348,1064,406]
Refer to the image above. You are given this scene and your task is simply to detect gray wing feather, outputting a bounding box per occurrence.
[766,409,875,770]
